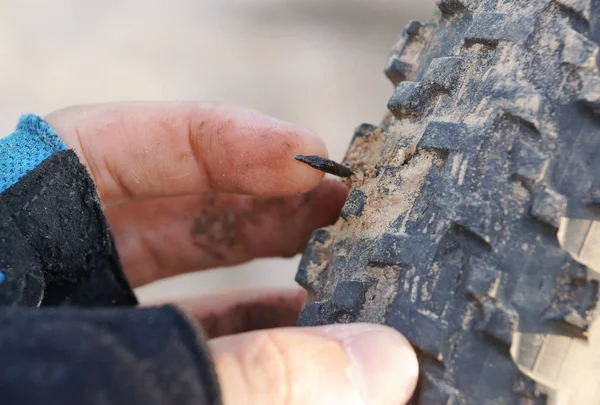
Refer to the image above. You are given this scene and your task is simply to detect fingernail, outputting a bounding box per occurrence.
[318,324,419,405]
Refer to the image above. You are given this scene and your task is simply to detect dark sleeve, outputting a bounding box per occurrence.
[0,305,222,405]
[0,115,222,405]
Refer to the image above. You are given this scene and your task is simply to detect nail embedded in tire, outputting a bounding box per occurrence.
[294,155,354,178]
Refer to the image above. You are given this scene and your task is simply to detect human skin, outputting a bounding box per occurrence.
[45,102,419,405]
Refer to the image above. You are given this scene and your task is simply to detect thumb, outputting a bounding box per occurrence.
[209,323,419,405]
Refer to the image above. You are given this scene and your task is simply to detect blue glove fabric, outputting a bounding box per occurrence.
[0,114,66,193]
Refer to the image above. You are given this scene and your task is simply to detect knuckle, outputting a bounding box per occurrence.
[241,331,294,404]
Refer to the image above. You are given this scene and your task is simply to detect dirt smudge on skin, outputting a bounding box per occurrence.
[191,194,238,261]
[189,187,320,263]
[216,119,235,136]
[282,140,294,153]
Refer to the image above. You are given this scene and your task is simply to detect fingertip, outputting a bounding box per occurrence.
[329,324,419,404]
[220,107,329,196]
[286,127,329,194]
[258,123,329,196]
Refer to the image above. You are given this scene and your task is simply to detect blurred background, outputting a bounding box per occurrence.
[0,0,435,301]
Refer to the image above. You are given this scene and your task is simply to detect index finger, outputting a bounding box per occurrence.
[45,102,327,206]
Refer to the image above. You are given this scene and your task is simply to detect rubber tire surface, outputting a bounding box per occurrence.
[296,1,600,404]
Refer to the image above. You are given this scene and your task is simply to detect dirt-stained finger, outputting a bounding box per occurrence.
[45,101,327,206]
[107,179,348,287]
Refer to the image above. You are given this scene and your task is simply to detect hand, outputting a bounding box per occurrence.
[46,102,419,405]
